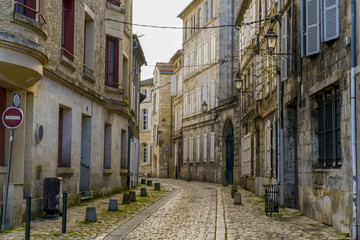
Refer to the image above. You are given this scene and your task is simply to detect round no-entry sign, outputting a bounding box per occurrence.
[2,107,24,129]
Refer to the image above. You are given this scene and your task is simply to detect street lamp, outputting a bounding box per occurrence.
[161,117,166,127]
[201,101,208,112]
[234,78,243,91]
[264,28,278,55]
[235,76,243,187]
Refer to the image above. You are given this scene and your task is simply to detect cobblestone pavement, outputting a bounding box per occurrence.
[0,179,351,240]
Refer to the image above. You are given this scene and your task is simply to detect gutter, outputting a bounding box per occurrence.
[351,0,357,238]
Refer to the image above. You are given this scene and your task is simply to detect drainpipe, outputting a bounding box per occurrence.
[128,121,132,189]
[277,0,285,206]
[351,0,357,238]
[231,0,235,96]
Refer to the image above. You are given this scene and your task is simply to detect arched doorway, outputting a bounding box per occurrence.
[224,120,234,185]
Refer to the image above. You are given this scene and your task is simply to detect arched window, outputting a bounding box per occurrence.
[142,143,148,163]
[142,109,148,130]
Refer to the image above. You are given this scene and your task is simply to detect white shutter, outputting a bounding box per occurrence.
[208,0,212,19]
[306,0,320,56]
[210,132,215,162]
[203,133,207,162]
[265,56,269,95]
[174,108,178,130]
[210,34,216,62]
[190,137,194,162]
[281,13,289,81]
[197,45,202,70]
[212,0,216,18]
[323,0,339,42]
[196,135,200,162]
[183,93,188,116]
[184,138,188,162]
[148,108,152,129]
[174,144,177,165]
[203,40,208,65]
[198,88,202,113]
[171,75,177,96]
[200,4,204,27]
[210,80,215,109]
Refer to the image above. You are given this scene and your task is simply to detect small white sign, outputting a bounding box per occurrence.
[13,93,21,108]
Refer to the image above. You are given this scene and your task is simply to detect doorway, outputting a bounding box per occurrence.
[80,116,92,193]
[224,120,234,185]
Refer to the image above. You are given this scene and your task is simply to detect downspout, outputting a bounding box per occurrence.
[170,96,173,178]
[278,0,285,206]
[231,0,235,96]
[351,0,357,238]
[128,121,131,189]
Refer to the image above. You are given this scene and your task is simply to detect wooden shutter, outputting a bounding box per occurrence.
[58,108,64,167]
[24,0,36,19]
[62,0,75,61]
[114,39,119,87]
[323,0,339,42]
[281,13,289,80]
[306,0,320,56]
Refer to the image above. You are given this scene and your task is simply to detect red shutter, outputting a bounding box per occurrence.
[24,0,36,19]
[105,37,109,85]
[62,0,75,61]
[114,39,119,87]
[0,88,6,166]
[58,108,63,167]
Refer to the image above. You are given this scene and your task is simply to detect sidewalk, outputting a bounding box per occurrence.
[0,180,171,240]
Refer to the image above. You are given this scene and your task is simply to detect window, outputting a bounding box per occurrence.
[84,12,94,74]
[0,87,6,166]
[210,132,215,162]
[264,121,271,177]
[189,136,194,162]
[196,45,202,70]
[107,0,121,6]
[204,40,209,65]
[142,109,148,130]
[196,135,200,162]
[62,0,75,61]
[208,0,215,19]
[301,0,339,57]
[317,86,341,168]
[15,0,36,19]
[121,130,127,169]
[184,20,189,40]
[58,107,72,167]
[153,93,157,113]
[142,143,148,163]
[104,124,112,169]
[203,133,207,162]
[105,37,119,87]
[123,56,129,94]
[281,13,289,80]
[183,138,188,163]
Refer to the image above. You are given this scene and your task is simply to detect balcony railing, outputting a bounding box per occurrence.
[14,1,47,24]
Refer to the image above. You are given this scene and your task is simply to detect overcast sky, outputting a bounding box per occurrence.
[133,0,192,80]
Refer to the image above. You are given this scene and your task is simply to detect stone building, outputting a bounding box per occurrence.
[170,50,183,179]
[0,0,144,229]
[178,0,240,184]
[139,78,154,177]
[236,0,359,236]
[150,63,174,178]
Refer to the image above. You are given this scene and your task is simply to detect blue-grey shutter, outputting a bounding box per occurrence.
[306,0,320,56]
[323,0,339,42]
[281,13,289,81]
[300,0,306,57]
[208,0,212,19]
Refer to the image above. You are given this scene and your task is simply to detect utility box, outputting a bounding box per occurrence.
[43,178,60,218]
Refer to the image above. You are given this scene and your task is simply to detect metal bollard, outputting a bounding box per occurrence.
[25,195,31,240]
[62,192,67,234]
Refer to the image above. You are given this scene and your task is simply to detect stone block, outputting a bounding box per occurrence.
[141,179,146,184]
[140,188,147,196]
[108,199,118,211]
[129,191,136,202]
[154,183,161,191]
[234,192,242,205]
[85,207,97,222]
[122,194,130,204]
[231,186,237,198]
[147,180,153,186]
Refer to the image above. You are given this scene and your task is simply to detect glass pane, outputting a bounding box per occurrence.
[319,133,325,159]
[335,99,340,128]
[108,39,115,83]
[325,103,333,131]
[336,129,341,158]
[326,132,333,159]
[318,106,324,132]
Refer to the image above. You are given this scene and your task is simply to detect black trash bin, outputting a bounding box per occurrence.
[263,184,280,217]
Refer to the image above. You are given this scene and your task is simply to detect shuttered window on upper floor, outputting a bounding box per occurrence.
[301,0,339,57]
[62,0,75,61]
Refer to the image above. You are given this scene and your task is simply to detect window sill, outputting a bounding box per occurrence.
[12,12,47,40]
[0,166,7,174]
[106,2,126,14]
[120,169,128,175]
[60,54,76,72]
[83,70,96,83]
[56,167,74,177]
[105,85,124,94]
[103,169,113,176]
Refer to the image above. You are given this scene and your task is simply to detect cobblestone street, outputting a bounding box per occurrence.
[1,179,350,240]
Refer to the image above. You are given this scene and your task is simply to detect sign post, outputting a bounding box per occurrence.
[1,106,23,231]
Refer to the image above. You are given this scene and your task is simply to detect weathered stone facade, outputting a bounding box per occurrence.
[0,0,143,229]
[178,0,240,184]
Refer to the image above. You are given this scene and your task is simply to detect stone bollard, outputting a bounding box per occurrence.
[147,180,153,186]
[141,179,146,184]
[85,207,97,222]
[231,186,238,198]
[154,183,161,191]
[122,193,130,204]
[108,199,118,211]
[186,177,191,182]
[140,188,147,196]
[147,173,151,178]
[129,191,136,202]
[234,192,242,205]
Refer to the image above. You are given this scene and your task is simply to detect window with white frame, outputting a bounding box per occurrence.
[203,133,207,162]
[196,135,200,162]
[210,132,215,162]
[189,136,194,162]
[204,39,209,65]
[210,34,216,62]
[142,109,148,130]
[197,45,202,70]
[142,143,148,163]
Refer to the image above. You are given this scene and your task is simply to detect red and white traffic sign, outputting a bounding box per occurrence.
[2,107,24,129]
